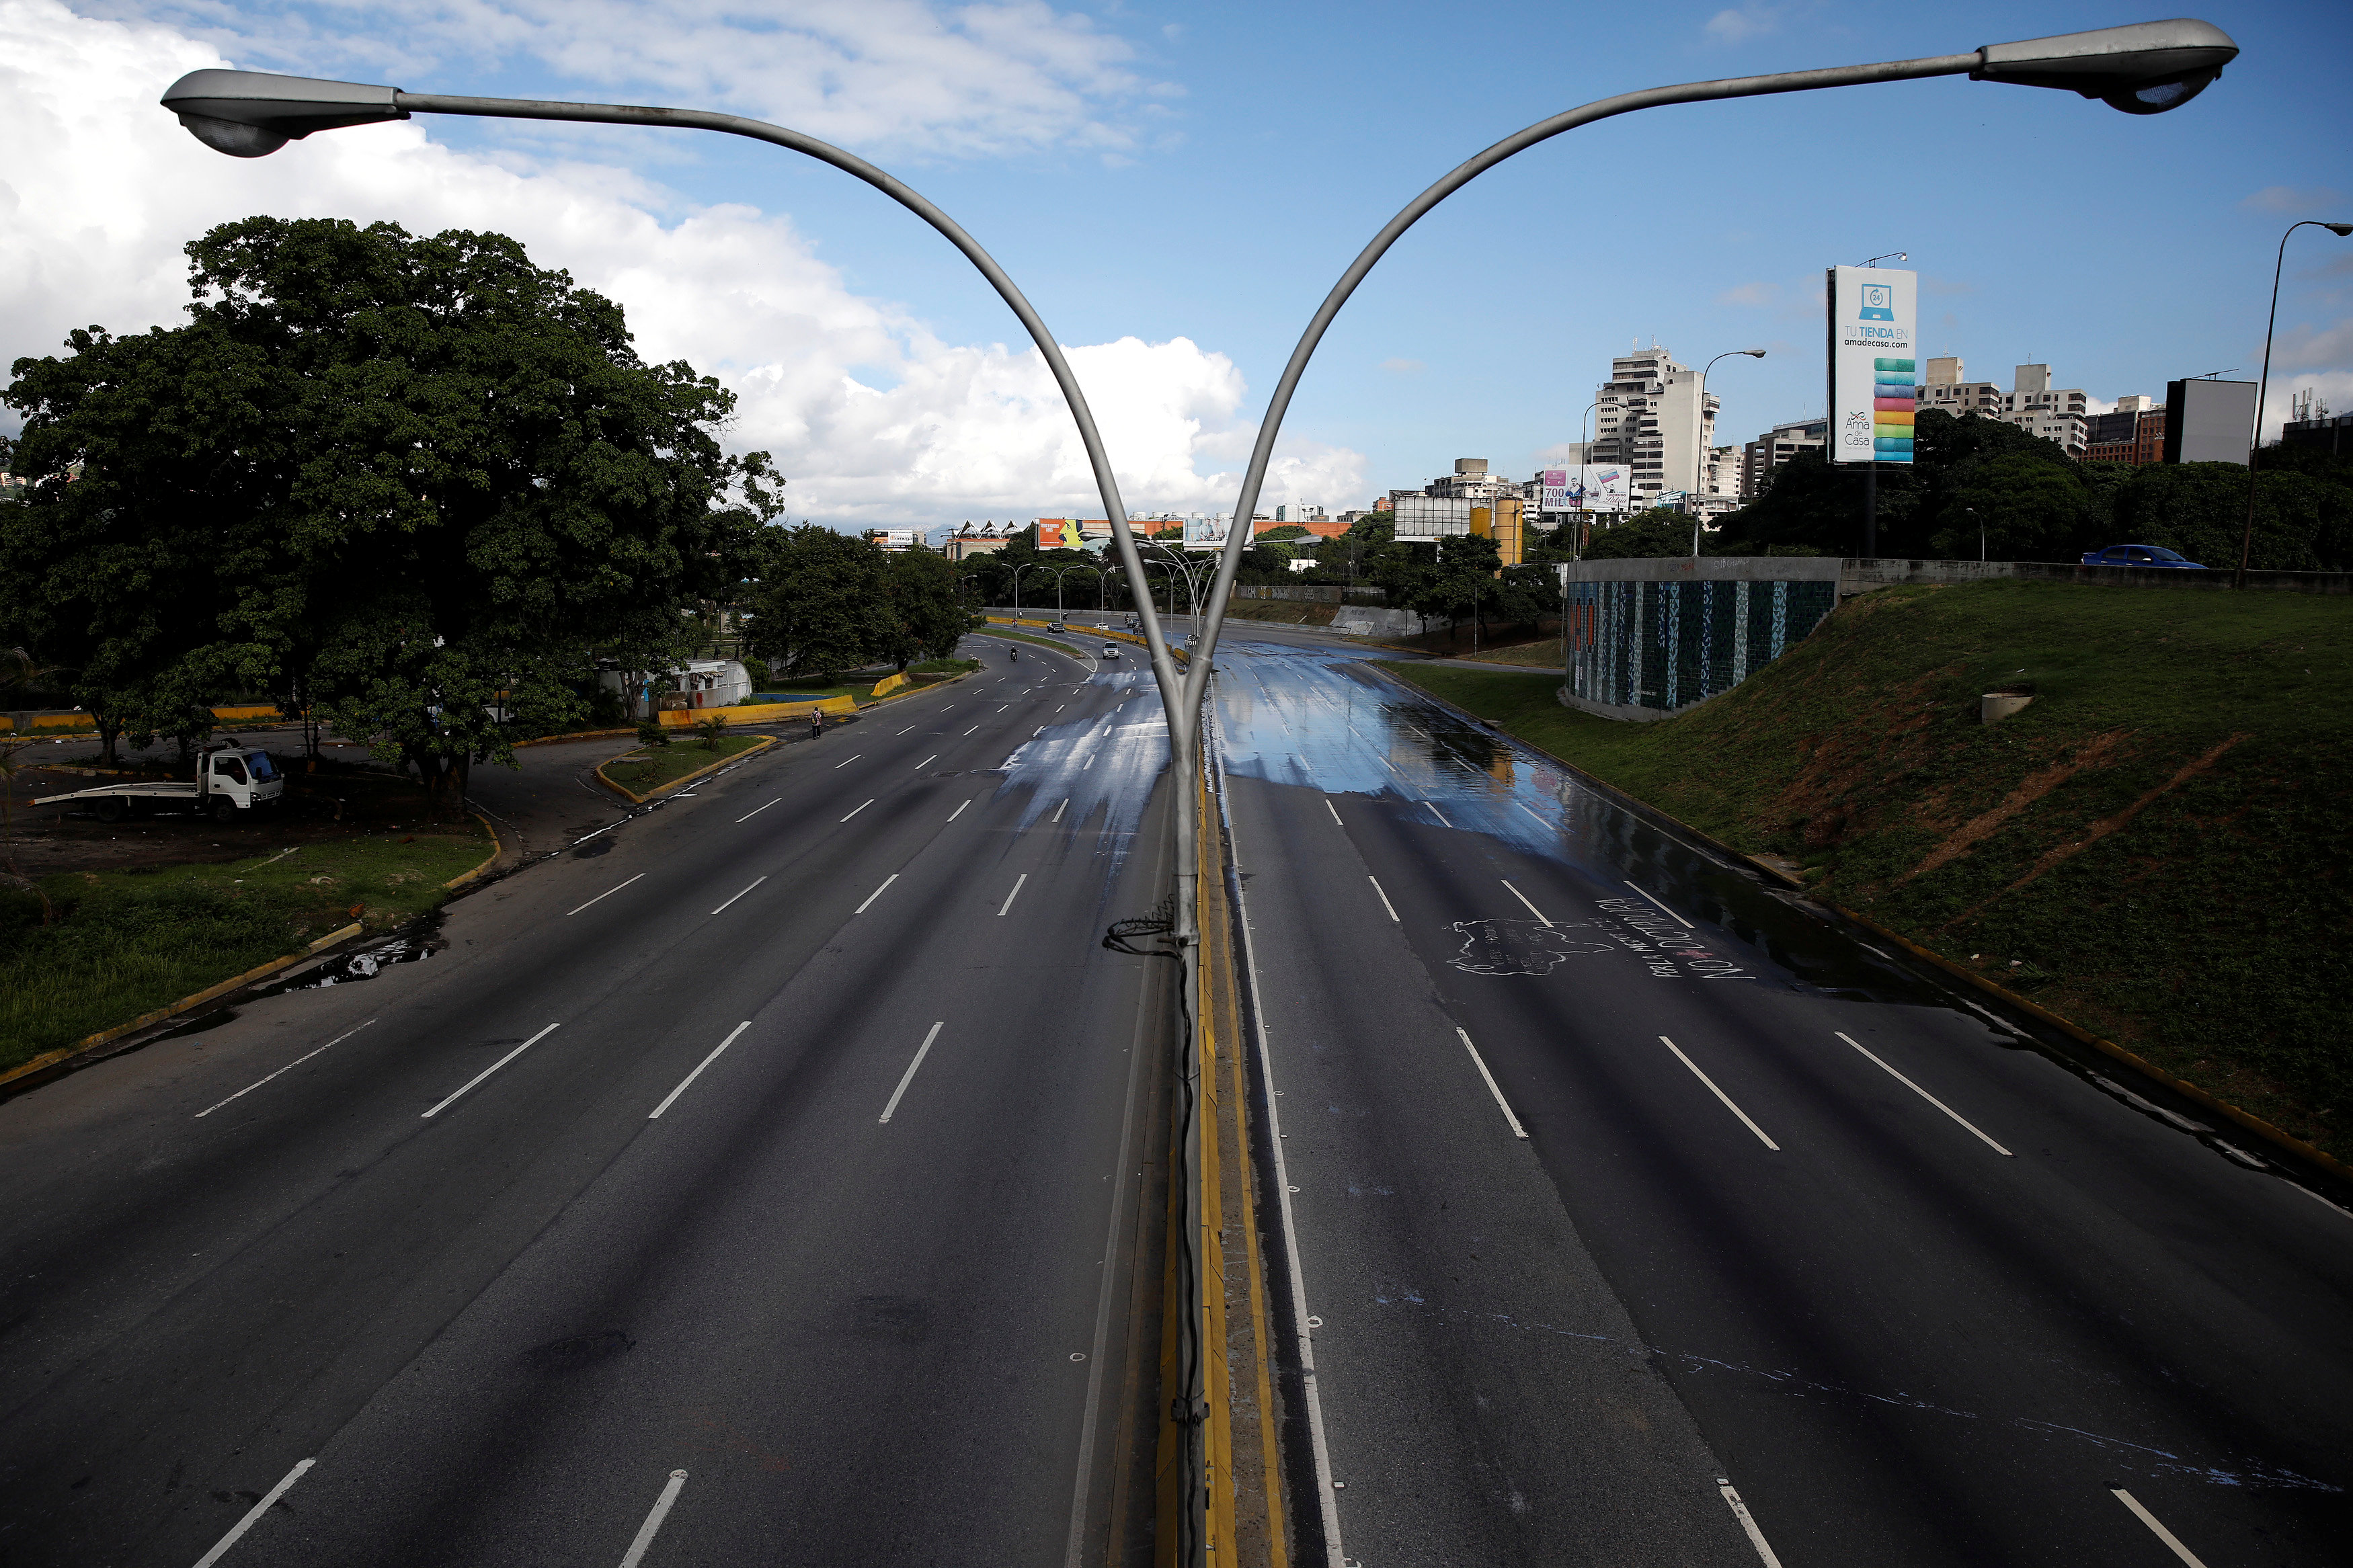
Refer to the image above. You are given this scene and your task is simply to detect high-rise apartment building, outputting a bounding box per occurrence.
[1741,417,1829,500]
[2084,395,2167,464]
[1916,356,2004,419]
[1591,346,1719,509]
[2003,364,2090,456]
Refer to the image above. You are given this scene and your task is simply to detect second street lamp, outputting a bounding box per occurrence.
[1691,349,1766,556]
[2239,218,2353,587]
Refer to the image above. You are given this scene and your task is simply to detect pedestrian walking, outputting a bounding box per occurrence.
[809,708,824,740]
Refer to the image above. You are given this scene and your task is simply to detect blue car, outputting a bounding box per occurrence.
[2081,544,2206,569]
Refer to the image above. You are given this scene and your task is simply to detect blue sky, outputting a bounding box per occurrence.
[7,0,2350,526]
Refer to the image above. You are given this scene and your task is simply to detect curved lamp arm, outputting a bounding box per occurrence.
[1182,19,2237,710]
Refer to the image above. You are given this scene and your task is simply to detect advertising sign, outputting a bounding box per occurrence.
[1540,468,1572,511]
[1393,495,1473,539]
[1570,465,1630,513]
[1827,265,1917,465]
[1183,514,1232,551]
[1035,520,1068,549]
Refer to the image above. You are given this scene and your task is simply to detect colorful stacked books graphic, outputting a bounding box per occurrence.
[1874,358,1916,462]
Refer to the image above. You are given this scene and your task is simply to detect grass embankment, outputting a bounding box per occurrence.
[0,823,493,1073]
[1383,579,2352,1157]
[599,734,767,796]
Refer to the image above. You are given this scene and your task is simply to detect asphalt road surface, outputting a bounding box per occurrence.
[1214,624,2352,1568]
[0,636,1174,1567]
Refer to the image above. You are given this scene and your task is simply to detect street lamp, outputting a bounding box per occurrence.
[1691,349,1765,556]
[2238,218,2353,586]
[1193,18,2240,696]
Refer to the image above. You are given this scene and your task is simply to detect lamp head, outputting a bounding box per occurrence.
[1744,349,1767,358]
[2326,223,2353,237]
[1974,19,2237,115]
[160,69,405,157]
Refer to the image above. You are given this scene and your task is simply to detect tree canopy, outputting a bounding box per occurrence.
[2,216,776,805]
[743,527,969,680]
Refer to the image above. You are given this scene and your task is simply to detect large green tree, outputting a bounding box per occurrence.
[2,216,774,813]
[744,525,895,681]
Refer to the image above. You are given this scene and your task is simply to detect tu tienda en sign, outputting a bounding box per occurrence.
[1826,264,1917,554]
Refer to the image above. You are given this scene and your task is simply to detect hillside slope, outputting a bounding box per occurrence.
[1385,579,2352,1157]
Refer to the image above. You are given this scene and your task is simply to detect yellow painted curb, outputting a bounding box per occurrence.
[0,920,367,1093]
[595,735,776,804]
[444,813,503,890]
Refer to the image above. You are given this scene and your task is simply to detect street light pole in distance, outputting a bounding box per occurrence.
[1692,349,1765,556]
[2239,219,2353,587]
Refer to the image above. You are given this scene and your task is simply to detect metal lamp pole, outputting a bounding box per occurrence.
[2237,218,2353,587]
[155,67,1221,1564]
[1691,350,1765,556]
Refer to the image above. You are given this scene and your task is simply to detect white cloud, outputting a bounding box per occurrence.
[2243,185,2346,215]
[1702,7,1775,44]
[2262,372,2353,444]
[75,0,1165,158]
[0,0,1358,527]
[2272,317,2353,370]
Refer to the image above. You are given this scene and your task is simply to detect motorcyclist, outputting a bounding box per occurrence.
[1010,645,1019,662]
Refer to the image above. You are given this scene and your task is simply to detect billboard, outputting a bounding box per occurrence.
[2163,379,2256,465]
[1183,514,1233,550]
[1542,465,1630,513]
[1035,520,1068,548]
[1394,495,1473,538]
[1827,265,1917,466]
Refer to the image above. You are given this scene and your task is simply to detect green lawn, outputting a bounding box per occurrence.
[0,823,493,1072]
[1382,579,2353,1157]
[600,733,768,796]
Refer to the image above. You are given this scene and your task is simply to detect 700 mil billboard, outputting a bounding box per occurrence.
[1827,265,1917,466]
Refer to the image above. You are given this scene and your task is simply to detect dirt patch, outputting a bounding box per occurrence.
[1899,729,2130,883]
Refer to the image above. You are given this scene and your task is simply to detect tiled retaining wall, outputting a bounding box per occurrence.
[1564,576,1836,721]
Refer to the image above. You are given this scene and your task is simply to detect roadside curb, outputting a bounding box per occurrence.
[514,727,638,748]
[854,666,980,709]
[594,735,777,804]
[0,920,368,1099]
[1366,661,2352,1184]
[444,813,504,889]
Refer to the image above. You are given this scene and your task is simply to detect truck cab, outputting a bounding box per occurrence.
[203,745,285,815]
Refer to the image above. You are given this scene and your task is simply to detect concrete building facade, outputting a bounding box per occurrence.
[1591,347,1720,509]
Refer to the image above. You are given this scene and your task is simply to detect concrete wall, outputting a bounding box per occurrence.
[1562,555,2351,597]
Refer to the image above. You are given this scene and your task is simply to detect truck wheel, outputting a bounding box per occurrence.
[211,797,239,823]
[94,797,128,824]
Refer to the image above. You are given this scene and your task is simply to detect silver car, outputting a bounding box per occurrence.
[1101,643,1121,659]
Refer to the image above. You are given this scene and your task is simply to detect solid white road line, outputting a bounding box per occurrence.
[735,797,782,823]
[832,754,864,768]
[1834,1032,2014,1155]
[1515,800,1552,829]
[1423,800,1454,828]
[1367,875,1400,923]
[192,1456,315,1568]
[914,754,938,770]
[710,876,767,915]
[998,873,1029,916]
[1055,704,1066,712]
[947,798,973,821]
[1051,798,1069,823]
[879,1022,945,1123]
[839,799,875,823]
[1623,879,1696,929]
[854,874,899,914]
[1324,798,1344,825]
[2112,1489,2211,1568]
[565,872,645,917]
[1718,1481,1786,1567]
[1455,1028,1529,1139]
[1035,726,1047,736]
[1660,1036,1780,1150]
[997,704,1009,712]
[422,1022,561,1118]
[195,1021,376,1118]
[1501,880,1552,926]
[649,1024,752,1119]
[964,725,980,736]
[898,725,916,735]
[618,1471,690,1568]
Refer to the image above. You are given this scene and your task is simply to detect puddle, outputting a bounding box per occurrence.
[262,921,442,993]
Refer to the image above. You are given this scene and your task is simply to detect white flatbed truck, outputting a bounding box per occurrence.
[36,743,286,824]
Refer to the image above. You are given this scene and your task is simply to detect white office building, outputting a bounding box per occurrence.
[1591,346,1720,509]
[2003,364,2090,456]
